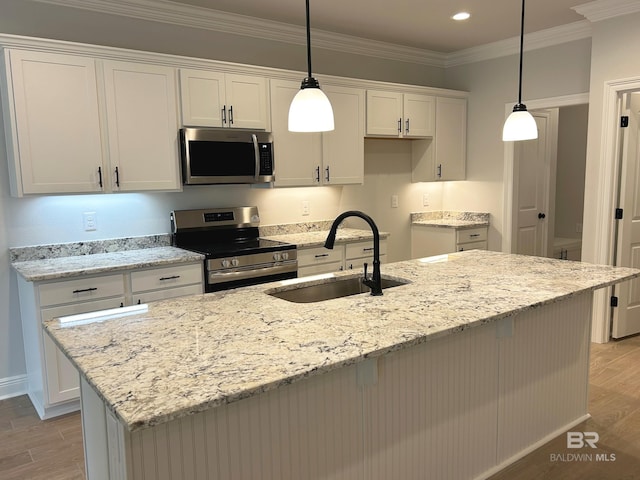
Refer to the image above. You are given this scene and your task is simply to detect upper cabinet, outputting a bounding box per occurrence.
[179,69,270,130]
[1,49,182,196]
[102,60,181,192]
[270,79,364,187]
[366,90,435,138]
[1,50,104,195]
[412,96,467,182]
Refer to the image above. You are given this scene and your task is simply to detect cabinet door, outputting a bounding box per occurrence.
[322,85,364,185]
[225,74,270,130]
[179,69,225,127]
[103,60,181,191]
[403,94,435,138]
[435,97,467,181]
[366,90,403,136]
[270,79,321,187]
[2,49,104,195]
[41,297,126,404]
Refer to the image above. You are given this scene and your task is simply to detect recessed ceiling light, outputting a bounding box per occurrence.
[452,12,471,21]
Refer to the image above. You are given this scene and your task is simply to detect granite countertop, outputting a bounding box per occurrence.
[411,211,490,229]
[12,246,205,282]
[44,250,639,432]
[262,227,390,248]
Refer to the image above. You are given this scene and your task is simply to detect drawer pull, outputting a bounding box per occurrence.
[72,287,98,294]
[159,275,181,281]
[362,247,374,252]
[469,234,481,238]
[314,254,329,258]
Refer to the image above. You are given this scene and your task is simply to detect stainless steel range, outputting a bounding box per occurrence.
[171,206,297,292]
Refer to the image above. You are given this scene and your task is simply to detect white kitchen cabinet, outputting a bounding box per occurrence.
[0,49,104,196]
[412,96,467,182]
[1,49,182,195]
[270,79,364,187]
[17,262,203,419]
[366,90,435,138]
[103,60,181,191]
[297,239,388,277]
[179,68,269,130]
[411,226,487,259]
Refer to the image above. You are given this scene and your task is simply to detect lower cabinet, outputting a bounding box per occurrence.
[17,262,203,419]
[411,226,487,259]
[298,239,388,277]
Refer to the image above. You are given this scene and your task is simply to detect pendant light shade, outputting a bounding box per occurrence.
[288,0,334,132]
[502,0,538,142]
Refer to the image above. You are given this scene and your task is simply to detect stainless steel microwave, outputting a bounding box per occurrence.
[179,128,274,185]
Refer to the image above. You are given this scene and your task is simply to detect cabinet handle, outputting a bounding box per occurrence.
[405,118,410,134]
[98,166,103,188]
[437,164,442,178]
[362,247,374,252]
[159,275,180,281]
[398,118,402,134]
[72,287,98,294]
[115,166,120,188]
[222,105,227,124]
[325,166,330,183]
[538,212,546,219]
[137,299,142,304]
[314,253,329,258]
[315,165,320,183]
[120,302,124,308]
[229,105,234,125]
[469,234,480,238]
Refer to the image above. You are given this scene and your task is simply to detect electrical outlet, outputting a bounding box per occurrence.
[391,195,399,208]
[422,193,430,207]
[576,223,583,233]
[83,212,97,231]
[302,200,310,216]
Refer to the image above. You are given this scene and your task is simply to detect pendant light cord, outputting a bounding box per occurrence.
[305,0,312,78]
[517,0,525,105]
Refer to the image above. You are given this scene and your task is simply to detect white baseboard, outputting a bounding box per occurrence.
[0,374,28,400]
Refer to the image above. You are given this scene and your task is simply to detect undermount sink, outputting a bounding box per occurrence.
[267,275,409,303]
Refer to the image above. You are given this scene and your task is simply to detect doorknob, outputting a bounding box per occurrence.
[538,213,546,219]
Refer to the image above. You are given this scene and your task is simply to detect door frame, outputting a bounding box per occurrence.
[502,93,589,254]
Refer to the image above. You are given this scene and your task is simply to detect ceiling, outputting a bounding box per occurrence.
[172,0,587,53]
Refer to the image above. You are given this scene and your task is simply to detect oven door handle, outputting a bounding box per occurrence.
[252,134,260,181]
[208,262,297,285]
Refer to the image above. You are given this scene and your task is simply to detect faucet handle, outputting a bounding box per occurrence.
[363,262,369,279]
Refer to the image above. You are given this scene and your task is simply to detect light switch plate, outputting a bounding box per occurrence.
[391,195,399,208]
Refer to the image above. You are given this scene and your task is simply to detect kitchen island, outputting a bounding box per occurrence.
[44,251,639,480]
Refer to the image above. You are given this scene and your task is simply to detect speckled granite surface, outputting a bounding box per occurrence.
[262,227,390,248]
[9,234,172,262]
[44,250,639,432]
[12,247,204,282]
[411,211,490,228]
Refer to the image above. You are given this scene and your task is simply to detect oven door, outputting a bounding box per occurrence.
[206,261,297,292]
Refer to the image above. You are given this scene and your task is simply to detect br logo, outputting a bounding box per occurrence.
[567,431,599,448]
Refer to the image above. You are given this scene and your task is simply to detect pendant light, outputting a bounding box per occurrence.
[288,0,334,132]
[502,0,538,141]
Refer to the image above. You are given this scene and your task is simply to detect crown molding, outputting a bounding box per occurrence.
[446,21,593,68]
[33,0,593,67]
[573,0,640,22]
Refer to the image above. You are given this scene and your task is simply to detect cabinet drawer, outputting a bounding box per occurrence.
[133,283,203,305]
[456,228,487,244]
[298,246,343,266]
[345,239,388,259]
[131,263,203,293]
[39,274,125,307]
[457,241,487,252]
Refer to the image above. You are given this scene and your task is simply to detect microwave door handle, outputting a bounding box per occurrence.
[252,134,260,180]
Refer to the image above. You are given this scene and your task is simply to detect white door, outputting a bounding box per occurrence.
[512,110,557,256]
[612,100,640,338]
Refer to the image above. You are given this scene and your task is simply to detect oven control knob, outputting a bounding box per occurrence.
[273,252,282,261]
[281,252,289,261]
[221,259,231,268]
[231,258,239,267]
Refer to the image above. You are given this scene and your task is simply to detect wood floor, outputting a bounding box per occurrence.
[1,335,639,480]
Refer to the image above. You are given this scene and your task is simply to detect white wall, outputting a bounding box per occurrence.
[555,104,588,239]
